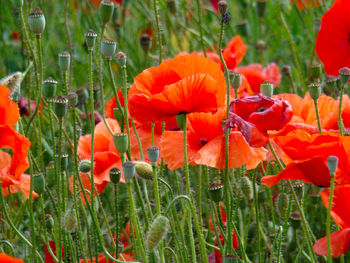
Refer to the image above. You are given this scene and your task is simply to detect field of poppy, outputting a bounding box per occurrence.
[1,0,350,262]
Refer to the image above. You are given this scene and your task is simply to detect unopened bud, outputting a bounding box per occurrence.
[146,215,169,251]
[79,160,91,173]
[33,173,45,195]
[176,113,186,131]
[64,209,77,233]
[276,193,289,218]
[135,161,153,180]
[239,176,253,200]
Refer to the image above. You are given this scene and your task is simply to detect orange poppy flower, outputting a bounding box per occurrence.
[292,0,322,10]
[128,54,226,123]
[0,253,24,263]
[0,84,20,126]
[160,108,267,170]
[261,129,350,187]
[225,94,293,147]
[235,63,281,94]
[313,185,350,257]
[315,0,350,76]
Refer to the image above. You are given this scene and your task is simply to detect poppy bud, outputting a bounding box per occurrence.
[325,76,337,90]
[100,0,114,25]
[0,72,23,100]
[33,173,45,195]
[229,71,242,91]
[166,0,177,14]
[256,0,267,18]
[60,153,69,170]
[58,51,70,72]
[310,62,322,81]
[79,160,91,173]
[67,92,78,108]
[45,214,54,231]
[308,83,322,101]
[147,146,159,163]
[140,33,152,53]
[176,113,186,130]
[146,215,169,252]
[113,107,125,128]
[281,65,291,77]
[217,1,228,16]
[239,176,253,200]
[222,12,231,25]
[114,133,129,154]
[53,96,68,118]
[276,193,289,218]
[43,77,57,99]
[208,181,224,202]
[327,155,338,174]
[109,167,121,184]
[236,20,249,37]
[101,38,116,59]
[135,161,153,180]
[339,67,350,85]
[115,51,127,67]
[122,161,135,181]
[85,29,97,51]
[290,211,301,229]
[28,7,46,36]
[64,209,77,233]
[260,81,273,97]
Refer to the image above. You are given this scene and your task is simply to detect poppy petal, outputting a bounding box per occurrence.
[313,228,350,258]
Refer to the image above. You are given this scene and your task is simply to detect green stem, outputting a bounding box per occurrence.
[195,0,206,57]
[338,87,344,136]
[252,172,262,262]
[88,48,95,205]
[122,64,132,161]
[152,0,163,63]
[114,184,120,259]
[326,173,335,263]
[313,99,322,134]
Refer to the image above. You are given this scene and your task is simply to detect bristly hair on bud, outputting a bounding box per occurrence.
[135,161,154,180]
[146,215,169,251]
[239,176,253,200]
[217,1,228,16]
[64,209,77,233]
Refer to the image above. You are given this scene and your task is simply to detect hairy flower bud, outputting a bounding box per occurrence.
[146,215,169,251]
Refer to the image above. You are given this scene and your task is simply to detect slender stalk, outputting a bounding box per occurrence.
[114,183,120,259]
[88,48,95,205]
[252,172,262,262]
[195,0,206,57]
[326,173,335,263]
[152,0,162,63]
[313,99,322,134]
[121,63,132,160]
[338,87,344,136]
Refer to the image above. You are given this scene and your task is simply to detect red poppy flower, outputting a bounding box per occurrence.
[292,0,322,10]
[235,63,281,94]
[261,129,350,187]
[315,0,350,76]
[210,0,219,13]
[17,97,42,117]
[128,54,226,123]
[0,85,20,126]
[225,94,293,147]
[0,253,24,263]
[313,185,350,257]
[80,110,103,126]
[160,108,267,170]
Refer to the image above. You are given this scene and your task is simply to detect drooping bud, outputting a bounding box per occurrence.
[147,146,159,163]
[146,215,169,251]
[208,182,224,202]
[85,29,97,50]
[53,96,68,118]
[135,161,154,180]
[101,38,116,59]
[239,176,253,200]
[100,0,114,25]
[79,160,91,173]
[122,161,135,181]
[256,40,265,52]
[260,81,273,97]
[114,133,129,154]
[308,82,322,101]
[33,173,45,195]
[339,67,350,85]
[276,193,289,218]
[327,155,338,174]
[64,209,77,233]
[176,113,186,131]
[109,167,121,184]
[115,51,127,67]
[140,33,152,53]
[217,1,228,16]
[43,77,57,99]
[256,0,267,18]
[58,51,70,72]
[28,7,46,35]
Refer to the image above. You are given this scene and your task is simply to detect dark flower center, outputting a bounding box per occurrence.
[257,107,267,112]
[200,138,208,146]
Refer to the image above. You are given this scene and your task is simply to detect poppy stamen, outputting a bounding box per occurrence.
[200,138,209,146]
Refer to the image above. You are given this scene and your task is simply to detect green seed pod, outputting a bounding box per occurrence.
[46,161,55,187]
[308,82,322,101]
[146,215,169,252]
[327,155,338,174]
[100,0,114,25]
[43,77,57,99]
[115,51,127,67]
[217,1,228,16]
[101,38,116,58]
[339,67,350,85]
[79,159,91,173]
[67,92,78,108]
[64,209,77,233]
[45,214,54,231]
[28,7,46,35]
[256,0,267,18]
[114,133,129,154]
[135,161,153,180]
[325,76,337,90]
[85,29,97,51]
[147,146,159,163]
[260,81,273,97]
[223,255,236,263]
[122,161,135,181]
[110,167,121,184]
[290,211,301,229]
[229,71,242,91]
[208,182,224,203]
[58,51,70,72]
[113,107,125,128]
[33,173,45,195]
[140,33,152,53]
[176,113,186,131]
[53,96,68,118]
[239,176,253,201]
[236,20,249,37]
[61,153,69,170]
[276,193,289,218]
[310,62,322,82]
